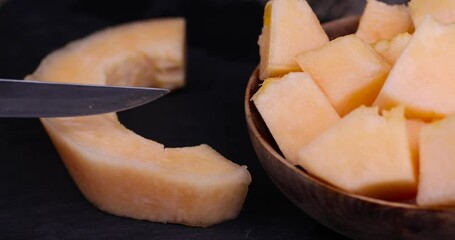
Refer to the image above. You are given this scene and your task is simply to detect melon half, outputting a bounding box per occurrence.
[26,18,252,227]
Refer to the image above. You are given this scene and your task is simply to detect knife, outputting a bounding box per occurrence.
[0,79,170,118]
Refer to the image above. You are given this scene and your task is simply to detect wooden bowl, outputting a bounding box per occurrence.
[245,16,455,240]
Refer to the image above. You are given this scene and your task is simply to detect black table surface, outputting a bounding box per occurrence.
[0,0,370,239]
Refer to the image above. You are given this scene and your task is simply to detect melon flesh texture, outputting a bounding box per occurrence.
[410,0,455,27]
[298,106,416,200]
[252,72,340,165]
[26,18,252,227]
[417,115,455,207]
[374,16,455,120]
[356,0,414,43]
[296,34,391,117]
[374,32,412,66]
[406,119,426,176]
[258,0,329,80]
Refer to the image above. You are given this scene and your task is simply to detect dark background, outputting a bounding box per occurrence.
[0,0,402,239]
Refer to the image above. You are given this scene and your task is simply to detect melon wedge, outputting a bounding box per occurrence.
[374,32,412,66]
[374,16,455,120]
[296,34,391,116]
[258,0,329,80]
[410,0,455,27]
[417,115,455,207]
[26,18,251,227]
[252,72,340,164]
[298,106,416,200]
[356,0,414,43]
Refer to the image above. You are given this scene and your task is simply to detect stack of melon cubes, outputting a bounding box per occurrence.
[253,0,455,207]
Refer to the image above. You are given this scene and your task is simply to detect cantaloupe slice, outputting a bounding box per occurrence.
[296,34,391,117]
[356,0,414,43]
[26,18,252,227]
[417,115,455,207]
[258,0,329,80]
[410,0,455,27]
[252,72,340,164]
[298,106,416,200]
[374,32,412,66]
[374,16,455,120]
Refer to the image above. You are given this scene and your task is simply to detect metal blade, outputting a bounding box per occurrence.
[0,79,170,118]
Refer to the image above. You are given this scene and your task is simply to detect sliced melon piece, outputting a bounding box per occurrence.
[410,0,455,27]
[298,106,416,200]
[356,0,414,43]
[296,34,391,116]
[26,18,251,227]
[374,32,412,66]
[252,72,340,164]
[258,0,329,80]
[417,115,455,207]
[374,16,455,120]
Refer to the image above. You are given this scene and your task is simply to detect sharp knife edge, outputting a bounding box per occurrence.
[0,79,170,118]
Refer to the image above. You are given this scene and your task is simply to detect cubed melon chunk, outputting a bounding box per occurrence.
[374,16,455,120]
[410,0,455,27]
[258,0,329,80]
[296,34,391,116]
[298,106,416,200]
[252,72,340,164]
[374,32,412,66]
[417,115,455,207]
[356,0,414,43]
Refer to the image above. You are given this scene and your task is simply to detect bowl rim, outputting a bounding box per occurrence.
[245,66,455,213]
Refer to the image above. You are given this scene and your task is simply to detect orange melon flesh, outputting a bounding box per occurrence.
[410,0,455,27]
[406,119,426,176]
[296,34,391,117]
[26,18,252,227]
[258,0,329,80]
[374,16,455,120]
[417,115,455,207]
[298,106,416,200]
[374,32,412,66]
[252,72,340,165]
[356,0,414,43]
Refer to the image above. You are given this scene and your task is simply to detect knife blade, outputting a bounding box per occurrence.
[0,79,170,118]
